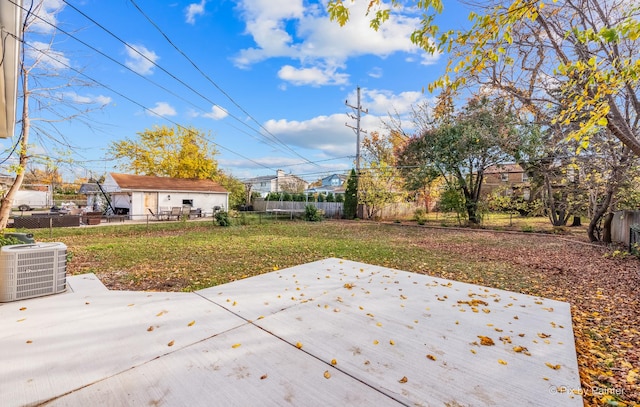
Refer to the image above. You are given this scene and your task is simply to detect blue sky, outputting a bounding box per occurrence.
[4,0,470,183]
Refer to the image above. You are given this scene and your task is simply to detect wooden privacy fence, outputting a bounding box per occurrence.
[253,200,344,218]
[611,210,640,246]
[252,200,422,220]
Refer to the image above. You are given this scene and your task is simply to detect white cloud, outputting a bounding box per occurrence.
[255,88,429,156]
[62,92,112,105]
[278,64,349,86]
[25,41,69,69]
[202,105,229,120]
[368,67,383,79]
[147,102,176,117]
[355,88,428,116]
[263,113,356,156]
[28,0,65,34]
[185,0,207,24]
[233,0,438,85]
[124,43,159,76]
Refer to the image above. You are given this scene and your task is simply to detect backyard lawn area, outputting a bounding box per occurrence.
[29,220,640,406]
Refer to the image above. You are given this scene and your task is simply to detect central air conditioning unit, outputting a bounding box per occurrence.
[0,242,67,302]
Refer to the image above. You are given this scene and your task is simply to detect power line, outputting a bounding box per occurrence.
[59,0,318,167]
[125,0,319,168]
[7,0,304,165]
[7,0,293,174]
[8,0,353,178]
[13,36,277,173]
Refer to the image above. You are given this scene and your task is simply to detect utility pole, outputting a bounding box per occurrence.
[345,86,367,218]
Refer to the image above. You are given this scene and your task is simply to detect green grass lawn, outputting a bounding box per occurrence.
[408,211,588,234]
[27,220,541,292]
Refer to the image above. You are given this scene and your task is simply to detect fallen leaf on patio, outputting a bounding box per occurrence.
[19,307,26,311]
[156,310,168,317]
[399,376,408,383]
[232,343,241,348]
[389,339,395,345]
[296,342,303,349]
[343,283,354,289]
[478,336,495,346]
[324,370,331,379]
[498,359,507,365]
[167,340,175,347]
[426,354,436,361]
[331,359,337,365]
[187,320,195,327]
[147,326,154,332]
[16,318,25,322]
[26,340,32,344]
[538,332,551,338]
[260,374,268,380]
[545,362,561,370]
[373,340,379,345]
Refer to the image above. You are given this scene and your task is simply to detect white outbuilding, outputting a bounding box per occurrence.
[102,173,228,220]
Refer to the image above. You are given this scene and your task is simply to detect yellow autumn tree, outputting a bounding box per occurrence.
[109,125,219,179]
[358,131,407,219]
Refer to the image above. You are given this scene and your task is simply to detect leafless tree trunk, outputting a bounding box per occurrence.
[0,1,108,231]
[0,61,31,230]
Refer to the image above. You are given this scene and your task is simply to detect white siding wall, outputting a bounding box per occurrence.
[112,194,131,209]
[102,174,120,192]
[132,191,228,218]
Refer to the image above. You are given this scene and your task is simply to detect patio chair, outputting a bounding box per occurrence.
[147,208,162,221]
[169,207,182,220]
[181,205,192,219]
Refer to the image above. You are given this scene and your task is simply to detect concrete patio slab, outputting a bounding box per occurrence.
[0,289,246,406]
[51,323,397,407]
[0,258,583,406]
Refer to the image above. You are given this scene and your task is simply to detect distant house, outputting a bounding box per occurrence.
[304,173,347,195]
[245,169,308,197]
[483,164,531,200]
[101,173,228,219]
